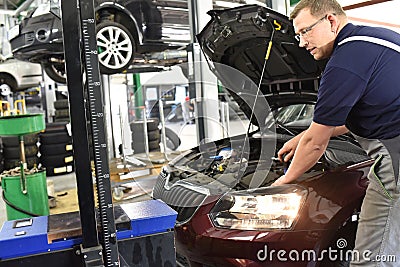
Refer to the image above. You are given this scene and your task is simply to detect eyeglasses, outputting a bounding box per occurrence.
[294,15,328,42]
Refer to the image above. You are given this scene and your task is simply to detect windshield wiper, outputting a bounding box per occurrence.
[275,121,297,136]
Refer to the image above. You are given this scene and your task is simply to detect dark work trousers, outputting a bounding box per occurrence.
[350,134,400,266]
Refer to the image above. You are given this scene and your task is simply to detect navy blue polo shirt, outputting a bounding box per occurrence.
[313,23,400,139]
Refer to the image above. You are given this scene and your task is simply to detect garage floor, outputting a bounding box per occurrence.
[0,168,158,226]
[0,119,250,227]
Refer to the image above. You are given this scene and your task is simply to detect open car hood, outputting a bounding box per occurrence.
[197,5,326,125]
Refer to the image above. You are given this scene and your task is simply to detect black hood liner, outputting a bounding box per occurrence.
[197,5,327,124]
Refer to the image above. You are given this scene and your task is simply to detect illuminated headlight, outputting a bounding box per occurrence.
[210,185,307,230]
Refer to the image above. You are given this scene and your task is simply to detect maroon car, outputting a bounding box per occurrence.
[153,5,373,267]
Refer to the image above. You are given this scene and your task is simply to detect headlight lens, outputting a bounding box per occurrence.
[210,185,307,230]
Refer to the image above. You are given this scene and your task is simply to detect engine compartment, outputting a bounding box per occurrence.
[164,133,370,194]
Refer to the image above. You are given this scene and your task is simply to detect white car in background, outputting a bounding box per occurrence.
[0,56,42,94]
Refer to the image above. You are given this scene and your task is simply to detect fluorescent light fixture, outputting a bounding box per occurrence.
[245,0,267,7]
[0,10,15,15]
[215,1,242,8]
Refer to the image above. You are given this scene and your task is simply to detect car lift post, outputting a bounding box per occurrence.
[61,0,118,264]
[187,0,221,144]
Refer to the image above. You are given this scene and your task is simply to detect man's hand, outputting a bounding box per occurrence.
[278,137,301,163]
[278,129,307,162]
[271,175,288,186]
[277,125,347,163]
[272,122,336,187]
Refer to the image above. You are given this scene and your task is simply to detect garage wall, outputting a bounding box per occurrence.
[343,1,400,33]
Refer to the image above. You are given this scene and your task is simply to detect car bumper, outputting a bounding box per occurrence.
[11,36,64,63]
[18,75,42,90]
[9,14,64,63]
[174,204,329,267]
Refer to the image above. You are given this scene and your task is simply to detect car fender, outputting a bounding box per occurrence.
[0,67,21,88]
[96,2,143,45]
[0,59,42,90]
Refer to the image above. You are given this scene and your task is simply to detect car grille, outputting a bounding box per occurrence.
[153,174,208,224]
[25,32,35,45]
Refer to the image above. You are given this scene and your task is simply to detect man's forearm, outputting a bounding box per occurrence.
[284,136,328,182]
[296,125,347,140]
[280,123,334,183]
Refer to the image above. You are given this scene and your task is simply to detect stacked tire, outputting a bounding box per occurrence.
[0,141,4,173]
[130,118,160,154]
[1,133,40,170]
[39,122,74,176]
[164,127,181,151]
[146,100,160,119]
[54,99,70,122]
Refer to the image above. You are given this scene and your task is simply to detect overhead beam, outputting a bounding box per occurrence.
[0,9,14,15]
[348,16,400,28]
[13,0,34,16]
[343,0,393,10]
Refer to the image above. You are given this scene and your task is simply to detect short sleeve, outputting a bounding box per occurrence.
[313,66,367,126]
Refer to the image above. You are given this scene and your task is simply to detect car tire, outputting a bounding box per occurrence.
[96,20,135,74]
[0,74,17,93]
[132,139,160,154]
[40,132,71,145]
[164,127,180,151]
[55,108,70,119]
[40,143,73,156]
[45,164,74,176]
[0,152,4,173]
[3,145,38,159]
[40,153,74,166]
[44,62,67,84]
[54,117,71,123]
[4,156,39,170]
[2,133,38,147]
[44,122,69,134]
[54,99,69,109]
[130,118,159,132]
[131,129,160,142]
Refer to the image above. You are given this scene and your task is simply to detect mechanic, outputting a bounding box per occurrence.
[271,0,400,266]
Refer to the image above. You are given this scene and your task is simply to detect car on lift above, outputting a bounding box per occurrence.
[0,56,42,93]
[8,0,191,83]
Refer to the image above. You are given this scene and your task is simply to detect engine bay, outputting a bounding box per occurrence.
[164,133,370,194]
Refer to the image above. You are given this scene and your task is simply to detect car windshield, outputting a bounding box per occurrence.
[264,103,314,132]
[275,104,314,127]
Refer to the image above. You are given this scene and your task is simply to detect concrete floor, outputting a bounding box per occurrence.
[0,118,250,228]
[0,171,160,225]
[0,119,250,267]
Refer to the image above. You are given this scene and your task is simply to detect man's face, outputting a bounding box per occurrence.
[293,8,336,60]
